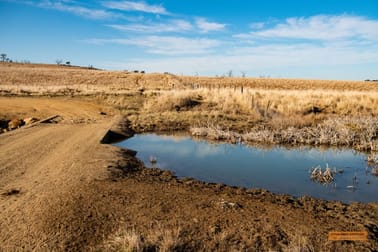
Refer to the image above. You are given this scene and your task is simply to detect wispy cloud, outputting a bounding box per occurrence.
[103,1,168,15]
[99,37,378,79]
[36,0,120,19]
[236,15,378,41]
[108,18,228,34]
[107,20,193,33]
[86,36,221,55]
[195,18,226,33]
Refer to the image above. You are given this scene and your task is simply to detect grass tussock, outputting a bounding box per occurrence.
[99,225,183,252]
[101,229,142,252]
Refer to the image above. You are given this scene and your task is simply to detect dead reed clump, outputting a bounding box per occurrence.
[367,155,378,176]
[191,116,378,151]
[367,154,378,165]
[310,165,334,184]
[100,229,142,252]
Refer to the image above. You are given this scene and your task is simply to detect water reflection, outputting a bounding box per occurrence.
[116,134,378,203]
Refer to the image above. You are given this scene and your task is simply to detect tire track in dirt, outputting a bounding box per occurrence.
[0,97,119,250]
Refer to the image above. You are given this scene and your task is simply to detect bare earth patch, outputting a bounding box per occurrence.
[0,97,377,251]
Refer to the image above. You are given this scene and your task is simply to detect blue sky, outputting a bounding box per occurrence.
[1,0,378,80]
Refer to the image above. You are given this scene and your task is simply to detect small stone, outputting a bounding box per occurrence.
[8,119,24,130]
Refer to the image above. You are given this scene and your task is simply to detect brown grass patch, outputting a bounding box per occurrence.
[98,225,184,252]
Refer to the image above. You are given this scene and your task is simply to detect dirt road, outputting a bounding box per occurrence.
[0,97,118,249]
[0,97,377,251]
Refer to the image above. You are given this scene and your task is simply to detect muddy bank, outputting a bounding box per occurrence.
[90,119,378,251]
[92,148,378,251]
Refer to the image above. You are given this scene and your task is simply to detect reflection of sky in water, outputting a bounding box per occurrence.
[116,134,378,203]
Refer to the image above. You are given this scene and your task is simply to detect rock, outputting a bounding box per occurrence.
[23,117,38,125]
[8,119,24,130]
[1,188,21,196]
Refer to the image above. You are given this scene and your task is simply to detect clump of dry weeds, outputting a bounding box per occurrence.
[98,225,184,252]
[191,117,378,151]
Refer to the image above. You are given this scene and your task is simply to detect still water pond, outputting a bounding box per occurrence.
[116,134,378,203]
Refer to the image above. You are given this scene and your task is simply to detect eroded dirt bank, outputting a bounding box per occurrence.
[0,97,377,251]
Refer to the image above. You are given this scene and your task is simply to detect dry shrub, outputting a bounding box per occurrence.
[101,229,142,252]
[99,225,183,252]
[147,226,182,252]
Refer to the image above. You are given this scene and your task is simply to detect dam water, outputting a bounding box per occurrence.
[116,134,378,203]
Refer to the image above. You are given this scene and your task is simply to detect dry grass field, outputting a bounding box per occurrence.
[1,63,377,251]
[1,62,378,151]
[1,62,377,94]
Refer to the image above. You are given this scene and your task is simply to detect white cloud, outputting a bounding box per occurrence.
[103,1,168,15]
[100,41,378,78]
[108,18,227,34]
[86,36,221,55]
[36,1,120,19]
[195,18,226,33]
[107,20,193,33]
[239,15,378,41]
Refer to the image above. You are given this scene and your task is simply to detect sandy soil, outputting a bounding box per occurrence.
[0,97,377,251]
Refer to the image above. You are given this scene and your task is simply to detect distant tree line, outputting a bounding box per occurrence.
[1,53,12,62]
[56,59,71,66]
[1,53,31,64]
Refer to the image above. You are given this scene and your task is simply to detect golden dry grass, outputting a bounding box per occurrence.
[1,62,377,151]
[138,88,378,151]
[1,62,378,96]
[98,225,183,252]
[143,88,378,117]
[180,76,378,91]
